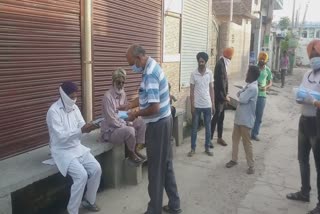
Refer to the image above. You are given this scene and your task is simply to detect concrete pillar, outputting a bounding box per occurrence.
[102,144,125,188]
[0,194,12,214]
[123,159,143,185]
[82,0,93,122]
[219,22,231,56]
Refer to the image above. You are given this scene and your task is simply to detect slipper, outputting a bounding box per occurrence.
[128,156,143,164]
[286,191,309,202]
[163,205,182,214]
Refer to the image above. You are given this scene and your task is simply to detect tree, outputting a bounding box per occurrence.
[278,17,291,31]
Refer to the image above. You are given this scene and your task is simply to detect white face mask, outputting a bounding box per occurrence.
[59,87,76,113]
[311,57,320,72]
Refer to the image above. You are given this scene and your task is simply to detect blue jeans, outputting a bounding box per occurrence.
[251,96,266,138]
[191,108,212,150]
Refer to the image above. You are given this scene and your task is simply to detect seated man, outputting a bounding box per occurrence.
[46,81,101,214]
[101,68,146,163]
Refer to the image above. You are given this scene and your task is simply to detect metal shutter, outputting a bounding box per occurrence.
[180,0,209,86]
[0,0,82,160]
[92,0,163,117]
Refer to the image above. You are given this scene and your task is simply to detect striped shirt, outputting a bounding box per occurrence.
[139,57,171,123]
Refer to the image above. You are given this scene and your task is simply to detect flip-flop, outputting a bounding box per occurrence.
[129,156,143,164]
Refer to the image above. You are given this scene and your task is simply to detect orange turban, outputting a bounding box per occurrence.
[307,39,320,59]
[223,47,234,59]
[258,52,268,63]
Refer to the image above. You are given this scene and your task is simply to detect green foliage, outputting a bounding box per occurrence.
[278,17,291,30]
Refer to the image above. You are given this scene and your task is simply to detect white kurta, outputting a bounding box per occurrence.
[46,99,90,176]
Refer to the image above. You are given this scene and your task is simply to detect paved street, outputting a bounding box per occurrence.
[79,68,318,214]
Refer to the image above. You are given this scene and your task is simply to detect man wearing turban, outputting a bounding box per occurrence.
[101,68,146,164]
[251,52,273,141]
[287,39,320,214]
[46,81,101,214]
[211,47,234,147]
[189,52,215,157]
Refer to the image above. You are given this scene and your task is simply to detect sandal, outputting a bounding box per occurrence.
[136,152,147,161]
[128,156,143,164]
[163,205,182,214]
[286,191,310,202]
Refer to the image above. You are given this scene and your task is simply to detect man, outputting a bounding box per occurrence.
[287,39,320,214]
[211,47,234,147]
[280,50,289,88]
[189,52,215,157]
[125,44,181,214]
[225,66,260,175]
[251,52,273,141]
[101,68,146,163]
[46,81,101,214]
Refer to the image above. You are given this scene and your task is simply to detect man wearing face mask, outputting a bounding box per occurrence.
[46,81,101,214]
[125,44,181,214]
[101,68,146,164]
[287,40,320,214]
[251,52,273,141]
[210,47,234,147]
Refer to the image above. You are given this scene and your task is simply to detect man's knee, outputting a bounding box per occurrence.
[72,168,88,184]
[93,161,102,177]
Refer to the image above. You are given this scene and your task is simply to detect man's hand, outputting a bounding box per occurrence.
[304,92,316,105]
[191,105,195,116]
[81,123,97,133]
[118,104,129,111]
[225,96,230,102]
[126,111,137,122]
[259,86,267,92]
[212,106,216,116]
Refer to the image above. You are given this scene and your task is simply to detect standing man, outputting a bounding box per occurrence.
[287,39,320,214]
[126,44,181,214]
[251,52,273,141]
[225,66,260,175]
[46,81,101,214]
[211,48,234,147]
[189,52,215,157]
[280,50,289,88]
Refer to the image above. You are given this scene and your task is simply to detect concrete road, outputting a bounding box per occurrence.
[80,68,317,214]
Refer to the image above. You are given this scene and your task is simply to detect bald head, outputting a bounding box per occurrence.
[126,44,148,67]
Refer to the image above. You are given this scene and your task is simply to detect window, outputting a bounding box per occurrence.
[316,30,320,38]
[302,31,308,38]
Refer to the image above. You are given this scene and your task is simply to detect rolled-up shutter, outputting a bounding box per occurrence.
[180,0,209,87]
[93,0,163,117]
[0,0,82,160]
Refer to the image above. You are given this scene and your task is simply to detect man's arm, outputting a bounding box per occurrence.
[209,82,215,114]
[47,109,83,144]
[190,84,195,114]
[214,62,227,101]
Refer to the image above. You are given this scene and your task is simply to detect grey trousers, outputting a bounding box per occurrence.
[146,116,181,214]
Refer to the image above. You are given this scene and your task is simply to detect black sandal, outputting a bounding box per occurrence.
[162,205,182,214]
[286,191,310,202]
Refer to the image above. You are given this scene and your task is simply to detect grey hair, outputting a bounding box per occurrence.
[128,44,146,57]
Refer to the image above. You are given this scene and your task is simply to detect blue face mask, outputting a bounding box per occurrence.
[132,64,143,73]
[311,57,320,72]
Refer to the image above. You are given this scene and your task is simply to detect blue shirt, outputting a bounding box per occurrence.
[139,57,171,123]
[234,81,258,129]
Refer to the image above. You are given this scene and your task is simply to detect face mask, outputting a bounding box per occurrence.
[132,64,143,73]
[310,57,320,72]
[59,87,76,113]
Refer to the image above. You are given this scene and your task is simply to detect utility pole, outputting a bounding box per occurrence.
[230,0,233,22]
[291,0,296,30]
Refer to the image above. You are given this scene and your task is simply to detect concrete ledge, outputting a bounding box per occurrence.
[0,194,11,214]
[0,130,112,197]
